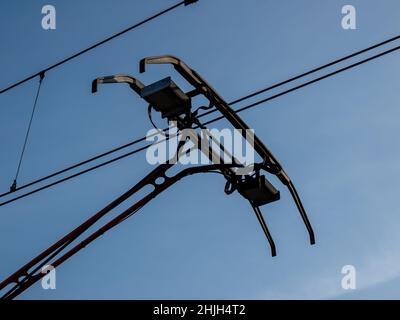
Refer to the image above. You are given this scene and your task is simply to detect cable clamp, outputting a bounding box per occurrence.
[10,180,17,193]
[184,0,198,6]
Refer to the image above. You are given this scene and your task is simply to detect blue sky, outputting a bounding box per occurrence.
[0,0,400,299]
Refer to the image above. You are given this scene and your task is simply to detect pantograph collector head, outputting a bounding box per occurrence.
[92,55,315,253]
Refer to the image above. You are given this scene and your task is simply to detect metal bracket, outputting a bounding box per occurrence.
[92,74,145,95]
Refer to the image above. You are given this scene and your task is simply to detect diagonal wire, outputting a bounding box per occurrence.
[11,73,45,191]
[0,0,195,95]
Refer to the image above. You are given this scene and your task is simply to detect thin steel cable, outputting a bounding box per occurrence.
[12,73,45,189]
[0,1,192,95]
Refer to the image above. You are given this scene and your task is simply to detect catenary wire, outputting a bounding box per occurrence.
[1,41,400,206]
[2,34,399,199]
